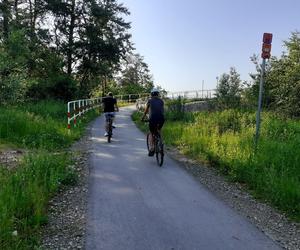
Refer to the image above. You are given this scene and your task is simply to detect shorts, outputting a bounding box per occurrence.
[149,117,165,134]
[105,112,115,121]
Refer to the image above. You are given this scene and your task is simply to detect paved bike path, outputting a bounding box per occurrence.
[85,106,281,250]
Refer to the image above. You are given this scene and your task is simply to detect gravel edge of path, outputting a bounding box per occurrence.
[166,147,300,250]
[41,124,92,250]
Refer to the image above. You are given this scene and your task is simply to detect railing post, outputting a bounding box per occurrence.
[74,102,77,128]
[67,102,71,130]
[79,100,82,118]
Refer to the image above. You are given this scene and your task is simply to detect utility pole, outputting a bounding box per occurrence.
[255,58,266,146]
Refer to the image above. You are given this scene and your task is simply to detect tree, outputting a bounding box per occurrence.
[77,0,132,96]
[118,53,154,94]
[0,0,12,41]
[0,0,148,102]
[215,67,242,108]
[46,0,83,76]
[0,29,30,104]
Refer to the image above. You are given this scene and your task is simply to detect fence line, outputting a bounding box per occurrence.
[166,89,216,99]
[67,97,103,129]
[67,93,151,129]
[67,89,217,129]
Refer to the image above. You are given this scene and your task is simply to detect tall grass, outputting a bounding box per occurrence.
[0,100,98,150]
[0,100,99,249]
[132,110,300,220]
[0,153,76,249]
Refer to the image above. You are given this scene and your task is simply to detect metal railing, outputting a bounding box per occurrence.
[67,90,217,129]
[136,89,217,111]
[67,98,103,129]
[67,93,151,129]
[165,89,216,100]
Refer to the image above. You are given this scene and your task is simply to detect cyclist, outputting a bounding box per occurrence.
[141,88,165,156]
[102,92,119,137]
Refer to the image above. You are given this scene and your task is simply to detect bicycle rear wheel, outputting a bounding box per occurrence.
[155,137,164,166]
[146,133,151,151]
[107,119,112,143]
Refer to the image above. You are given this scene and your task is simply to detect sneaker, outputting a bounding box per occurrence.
[148,150,155,157]
[112,123,116,129]
[104,132,109,137]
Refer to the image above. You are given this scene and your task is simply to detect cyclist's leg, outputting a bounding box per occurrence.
[111,112,116,128]
[148,120,156,154]
[158,119,164,134]
[109,113,115,132]
[104,113,109,133]
[104,113,111,136]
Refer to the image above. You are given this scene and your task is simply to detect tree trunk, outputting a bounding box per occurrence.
[14,0,19,25]
[67,0,76,76]
[1,0,10,40]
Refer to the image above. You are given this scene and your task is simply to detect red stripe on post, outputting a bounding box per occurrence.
[68,124,71,129]
[67,112,71,118]
[74,118,77,125]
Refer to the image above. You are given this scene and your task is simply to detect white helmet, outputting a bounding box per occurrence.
[151,87,159,94]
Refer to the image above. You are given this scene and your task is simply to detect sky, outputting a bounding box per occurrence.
[121,0,300,92]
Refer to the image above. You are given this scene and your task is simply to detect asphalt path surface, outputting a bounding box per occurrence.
[86,106,281,250]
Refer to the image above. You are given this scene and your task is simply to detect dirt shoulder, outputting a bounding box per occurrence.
[41,126,92,250]
[0,148,24,170]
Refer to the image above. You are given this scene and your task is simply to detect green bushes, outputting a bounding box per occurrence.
[133,110,300,220]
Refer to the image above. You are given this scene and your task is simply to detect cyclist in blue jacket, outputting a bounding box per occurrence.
[141,88,165,156]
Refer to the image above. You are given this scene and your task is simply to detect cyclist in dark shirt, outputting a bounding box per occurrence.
[102,92,119,136]
[141,88,165,156]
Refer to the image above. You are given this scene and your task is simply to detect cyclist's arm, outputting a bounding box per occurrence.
[141,103,150,120]
[114,103,119,112]
[113,98,119,112]
[101,98,105,112]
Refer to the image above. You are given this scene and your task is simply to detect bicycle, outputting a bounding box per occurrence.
[144,120,164,166]
[106,113,114,143]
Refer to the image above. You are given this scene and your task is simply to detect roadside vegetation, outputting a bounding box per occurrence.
[0,101,98,249]
[133,109,300,221]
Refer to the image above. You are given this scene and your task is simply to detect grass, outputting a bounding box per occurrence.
[132,110,300,220]
[118,101,135,107]
[0,100,97,150]
[0,100,99,249]
[0,153,74,249]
